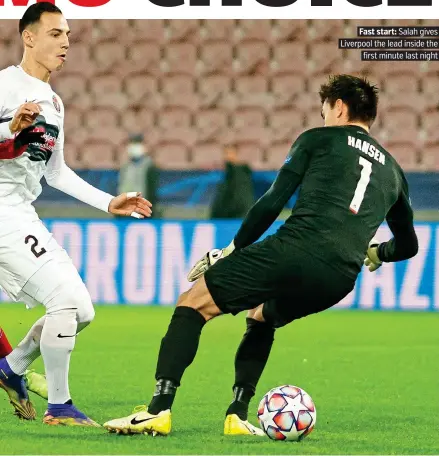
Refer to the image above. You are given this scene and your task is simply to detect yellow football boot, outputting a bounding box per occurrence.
[224,414,265,436]
[104,405,171,436]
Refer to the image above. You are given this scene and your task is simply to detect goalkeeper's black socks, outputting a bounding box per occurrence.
[234,318,275,391]
[148,306,206,415]
[226,317,275,420]
[148,379,178,415]
[226,385,254,421]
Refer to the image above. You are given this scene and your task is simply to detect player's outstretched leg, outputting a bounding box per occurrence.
[39,307,99,427]
[104,277,220,436]
[224,307,275,436]
[7,262,100,427]
[0,323,42,420]
[38,279,100,428]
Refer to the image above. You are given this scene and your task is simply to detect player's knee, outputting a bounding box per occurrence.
[42,308,77,352]
[176,278,221,321]
[73,284,95,328]
[44,281,95,328]
[192,300,222,322]
[252,305,266,323]
[247,304,264,321]
[176,290,190,307]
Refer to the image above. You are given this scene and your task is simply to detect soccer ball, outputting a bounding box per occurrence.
[257,385,316,441]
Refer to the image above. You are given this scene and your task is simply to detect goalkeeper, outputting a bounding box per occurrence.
[104,75,419,436]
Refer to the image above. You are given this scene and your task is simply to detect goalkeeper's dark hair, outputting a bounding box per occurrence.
[19,2,63,35]
[319,75,379,127]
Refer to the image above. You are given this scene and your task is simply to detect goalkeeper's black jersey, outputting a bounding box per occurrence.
[274,125,414,279]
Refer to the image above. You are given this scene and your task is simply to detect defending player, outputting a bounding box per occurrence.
[0,2,152,425]
[0,125,49,418]
[104,75,418,436]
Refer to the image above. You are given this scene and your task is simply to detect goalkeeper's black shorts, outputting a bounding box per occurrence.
[204,234,355,328]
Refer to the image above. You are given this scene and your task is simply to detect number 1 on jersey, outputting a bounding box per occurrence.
[350,156,372,214]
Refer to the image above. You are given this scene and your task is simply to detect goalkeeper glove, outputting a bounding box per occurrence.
[187,240,235,282]
[364,238,382,272]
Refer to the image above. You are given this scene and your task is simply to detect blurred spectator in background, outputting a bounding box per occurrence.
[210,145,254,219]
[118,134,159,217]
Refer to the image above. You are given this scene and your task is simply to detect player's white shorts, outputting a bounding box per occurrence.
[0,206,81,309]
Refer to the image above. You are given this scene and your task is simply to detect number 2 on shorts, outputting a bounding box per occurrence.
[25,235,47,258]
[350,156,372,214]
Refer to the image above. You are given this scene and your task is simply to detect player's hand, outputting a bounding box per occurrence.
[0,126,45,160]
[9,102,42,134]
[187,241,235,282]
[364,238,382,272]
[108,192,152,218]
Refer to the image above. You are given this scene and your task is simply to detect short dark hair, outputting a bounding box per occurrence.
[319,75,379,126]
[19,2,63,35]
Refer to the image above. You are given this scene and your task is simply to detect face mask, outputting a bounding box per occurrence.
[127,144,145,159]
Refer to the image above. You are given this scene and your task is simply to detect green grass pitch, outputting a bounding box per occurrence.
[1,304,438,455]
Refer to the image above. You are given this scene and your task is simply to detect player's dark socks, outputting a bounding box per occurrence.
[226,318,275,419]
[150,306,206,413]
[226,386,254,420]
[148,379,178,415]
[235,318,275,391]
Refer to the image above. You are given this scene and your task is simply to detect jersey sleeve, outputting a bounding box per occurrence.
[44,125,114,212]
[377,172,419,262]
[279,129,317,177]
[232,131,321,249]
